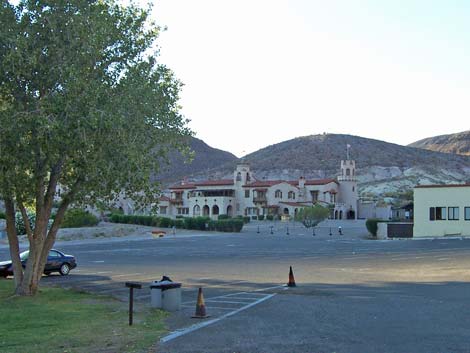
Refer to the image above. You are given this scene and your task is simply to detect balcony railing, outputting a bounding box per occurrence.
[253,197,267,203]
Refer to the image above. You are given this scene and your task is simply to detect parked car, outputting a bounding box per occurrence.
[0,249,77,277]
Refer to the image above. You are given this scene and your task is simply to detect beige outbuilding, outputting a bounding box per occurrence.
[414,184,470,237]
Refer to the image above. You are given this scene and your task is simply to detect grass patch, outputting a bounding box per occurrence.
[0,279,167,353]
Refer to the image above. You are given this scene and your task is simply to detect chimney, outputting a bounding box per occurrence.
[299,176,305,188]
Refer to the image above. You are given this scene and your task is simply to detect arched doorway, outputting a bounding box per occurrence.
[226,205,233,217]
[193,205,201,216]
[339,210,343,220]
[334,210,338,219]
[283,208,289,215]
[202,205,210,216]
[212,205,219,216]
[347,210,355,220]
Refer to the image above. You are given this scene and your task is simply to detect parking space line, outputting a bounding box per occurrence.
[161,293,276,343]
[205,299,254,304]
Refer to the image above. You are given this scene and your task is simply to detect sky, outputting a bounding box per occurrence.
[145,0,470,157]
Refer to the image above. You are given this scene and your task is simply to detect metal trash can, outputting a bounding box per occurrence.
[149,276,182,312]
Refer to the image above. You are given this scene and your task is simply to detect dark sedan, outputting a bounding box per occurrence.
[0,249,77,277]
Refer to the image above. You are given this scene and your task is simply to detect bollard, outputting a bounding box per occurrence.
[270,226,274,235]
[286,226,289,236]
[338,226,342,235]
[257,226,260,234]
[125,282,142,326]
[312,227,315,236]
[329,227,332,236]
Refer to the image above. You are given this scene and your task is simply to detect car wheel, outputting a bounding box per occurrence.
[59,263,70,276]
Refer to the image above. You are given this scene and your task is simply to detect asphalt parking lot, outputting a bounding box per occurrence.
[1,220,470,352]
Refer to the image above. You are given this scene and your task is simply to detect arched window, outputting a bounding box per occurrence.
[339,210,343,219]
[346,169,351,176]
[246,173,251,182]
[236,172,242,181]
[334,210,338,219]
[227,205,233,217]
[283,208,289,215]
[288,191,295,199]
[193,205,201,216]
[203,205,210,216]
[275,190,282,198]
[212,205,219,215]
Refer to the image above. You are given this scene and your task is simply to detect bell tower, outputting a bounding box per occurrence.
[338,144,358,219]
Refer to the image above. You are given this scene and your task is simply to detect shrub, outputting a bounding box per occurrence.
[61,208,99,228]
[173,219,184,229]
[218,214,230,220]
[258,215,265,221]
[207,219,244,232]
[0,211,5,219]
[266,215,274,221]
[243,216,250,224]
[366,218,388,237]
[158,217,173,228]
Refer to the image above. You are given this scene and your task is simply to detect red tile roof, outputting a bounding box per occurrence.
[244,178,338,188]
[169,183,197,190]
[195,179,234,187]
[415,183,470,189]
[158,196,171,202]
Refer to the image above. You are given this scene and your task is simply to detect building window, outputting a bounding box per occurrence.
[275,190,282,198]
[245,190,250,198]
[236,172,242,181]
[288,191,295,199]
[159,206,167,215]
[465,207,470,221]
[177,207,189,215]
[193,205,201,216]
[429,207,435,221]
[311,190,319,202]
[246,173,251,182]
[448,207,459,220]
[434,207,446,220]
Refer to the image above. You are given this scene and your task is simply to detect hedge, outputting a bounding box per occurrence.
[257,215,265,221]
[0,211,5,220]
[109,214,243,232]
[266,215,274,221]
[207,219,244,232]
[61,209,100,228]
[366,218,388,237]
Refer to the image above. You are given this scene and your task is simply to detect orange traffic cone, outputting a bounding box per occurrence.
[287,266,296,287]
[192,287,210,318]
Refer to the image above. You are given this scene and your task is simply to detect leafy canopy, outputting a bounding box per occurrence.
[295,205,330,228]
[0,0,191,209]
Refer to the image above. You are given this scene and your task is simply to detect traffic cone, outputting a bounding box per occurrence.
[192,287,210,318]
[287,266,296,287]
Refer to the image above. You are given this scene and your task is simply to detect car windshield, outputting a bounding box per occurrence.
[19,251,29,261]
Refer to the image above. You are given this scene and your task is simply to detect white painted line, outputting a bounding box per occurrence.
[181,304,235,311]
[205,299,253,304]
[160,293,276,343]
[223,292,268,297]
[221,296,268,301]
[92,260,105,263]
[253,285,286,292]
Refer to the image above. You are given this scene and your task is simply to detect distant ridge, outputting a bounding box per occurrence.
[159,133,470,195]
[408,130,470,156]
[156,137,237,184]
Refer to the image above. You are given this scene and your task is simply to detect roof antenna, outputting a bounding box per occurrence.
[346,144,351,160]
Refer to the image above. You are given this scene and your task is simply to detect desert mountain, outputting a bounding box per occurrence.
[156,137,237,184]
[408,130,470,156]
[170,134,470,195]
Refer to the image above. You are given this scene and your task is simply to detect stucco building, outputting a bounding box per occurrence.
[414,184,470,237]
[156,158,359,220]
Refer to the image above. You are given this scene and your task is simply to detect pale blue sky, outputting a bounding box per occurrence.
[149,0,470,156]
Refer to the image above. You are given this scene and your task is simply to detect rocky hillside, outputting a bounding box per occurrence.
[179,134,470,195]
[156,137,237,184]
[408,130,470,156]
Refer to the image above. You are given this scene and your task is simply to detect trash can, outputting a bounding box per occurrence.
[149,276,182,312]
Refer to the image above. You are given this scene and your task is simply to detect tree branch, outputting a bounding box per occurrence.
[18,202,33,243]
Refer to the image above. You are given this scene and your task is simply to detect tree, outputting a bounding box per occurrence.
[0,0,191,296]
[295,205,330,232]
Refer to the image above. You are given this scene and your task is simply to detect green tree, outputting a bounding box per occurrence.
[295,205,330,230]
[0,0,191,295]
